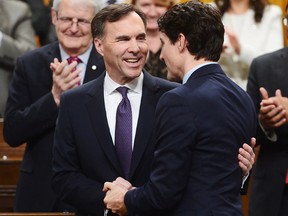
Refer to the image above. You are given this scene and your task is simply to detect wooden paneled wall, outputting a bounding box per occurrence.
[0,119,25,212]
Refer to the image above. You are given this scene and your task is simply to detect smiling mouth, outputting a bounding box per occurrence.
[125,58,140,63]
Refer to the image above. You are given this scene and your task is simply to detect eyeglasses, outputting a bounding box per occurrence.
[283,16,288,26]
[57,13,91,27]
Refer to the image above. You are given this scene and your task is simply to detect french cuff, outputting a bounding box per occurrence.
[241,172,249,189]
[259,122,277,142]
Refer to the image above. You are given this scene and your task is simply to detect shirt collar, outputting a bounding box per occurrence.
[182,62,218,84]
[104,72,144,96]
[59,44,93,65]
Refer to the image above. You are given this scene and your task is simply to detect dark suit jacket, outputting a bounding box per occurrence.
[3,42,105,212]
[247,48,288,216]
[125,64,257,216]
[52,71,179,216]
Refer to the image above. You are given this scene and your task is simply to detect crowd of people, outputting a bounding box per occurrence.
[1,0,287,215]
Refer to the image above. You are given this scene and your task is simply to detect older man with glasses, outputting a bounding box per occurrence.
[3,0,105,212]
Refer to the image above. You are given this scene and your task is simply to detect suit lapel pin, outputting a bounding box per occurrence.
[92,65,97,70]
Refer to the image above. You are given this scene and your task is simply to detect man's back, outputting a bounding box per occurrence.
[124,64,257,216]
[168,64,257,215]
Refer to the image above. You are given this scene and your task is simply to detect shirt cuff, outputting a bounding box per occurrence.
[241,172,249,189]
[259,122,277,142]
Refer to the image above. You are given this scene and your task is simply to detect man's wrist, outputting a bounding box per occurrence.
[259,121,277,142]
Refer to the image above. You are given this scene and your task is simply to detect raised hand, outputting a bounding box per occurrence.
[50,58,81,106]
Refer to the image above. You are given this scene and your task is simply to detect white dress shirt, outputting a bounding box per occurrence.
[59,44,92,85]
[104,72,143,148]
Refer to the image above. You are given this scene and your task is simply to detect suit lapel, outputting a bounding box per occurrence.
[85,72,162,178]
[130,72,159,178]
[86,74,123,175]
[43,42,61,89]
[83,46,105,83]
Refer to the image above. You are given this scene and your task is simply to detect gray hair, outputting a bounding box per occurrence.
[52,0,100,15]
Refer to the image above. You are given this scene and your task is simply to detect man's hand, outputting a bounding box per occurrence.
[50,58,81,106]
[103,178,130,216]
[239,137,256,176]
[259,87,286,129]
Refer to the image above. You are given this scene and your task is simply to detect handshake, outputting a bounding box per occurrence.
[103,177,134,216]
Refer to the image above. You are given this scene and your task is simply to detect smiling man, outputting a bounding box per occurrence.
[3,0,105,212]
[51,3,256,216]
[103,2,257,216]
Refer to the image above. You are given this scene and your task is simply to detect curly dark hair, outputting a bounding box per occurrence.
[215,0,268,23]
[158,1,224,61]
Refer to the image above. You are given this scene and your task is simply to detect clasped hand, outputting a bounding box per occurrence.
[259,87,288,130]
[103,177,134,216]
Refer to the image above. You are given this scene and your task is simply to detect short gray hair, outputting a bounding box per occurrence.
[52,0,100,15]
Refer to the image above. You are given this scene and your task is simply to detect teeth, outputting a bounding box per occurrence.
[126,59,138,63]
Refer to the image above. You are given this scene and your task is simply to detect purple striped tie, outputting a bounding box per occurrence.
[115,87,132,178]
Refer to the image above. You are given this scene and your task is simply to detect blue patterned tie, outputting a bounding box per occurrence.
[115,87,132,178]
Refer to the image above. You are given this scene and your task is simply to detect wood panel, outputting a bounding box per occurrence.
[0,119,25,212]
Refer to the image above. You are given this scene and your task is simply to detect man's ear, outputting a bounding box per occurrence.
[94,38,104,56]
[177,33,187,52]
[51,8,57,25]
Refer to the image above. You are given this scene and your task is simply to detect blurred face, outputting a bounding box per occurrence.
[51,0,94,56]
[94,12,149,85]
[159,32,182,80]
[134,0,167,31]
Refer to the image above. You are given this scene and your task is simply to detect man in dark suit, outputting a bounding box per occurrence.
[52,3,256,216]
[3,0,104,212]
[103,2,257,216]
[51,4,178,216]
[247,4,288,216]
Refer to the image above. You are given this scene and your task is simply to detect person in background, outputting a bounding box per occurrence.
[22,0,57,46]
[52,3,256,216]
[0,0,37,118]
[103,2,257,215]
[3,0,105,212]
[131,0,177,80]
[246,3,288,216]
[214,0,283,90]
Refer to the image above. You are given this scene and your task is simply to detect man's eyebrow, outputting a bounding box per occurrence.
[115,35,130,41]
[137,33,146,38]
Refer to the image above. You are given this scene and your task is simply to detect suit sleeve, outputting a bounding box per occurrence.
[3,56,58,146]
[247,57,279,147]
[125,92,195,214]
[52,93,107,214]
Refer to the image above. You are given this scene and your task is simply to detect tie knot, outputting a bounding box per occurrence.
[117,87,129,99]
[67,56,81,64]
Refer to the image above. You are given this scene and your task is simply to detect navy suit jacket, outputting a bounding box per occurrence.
[247,48,288,216]
[3,42,105,211]
[125,64,257,216]
[52,71,179,216]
